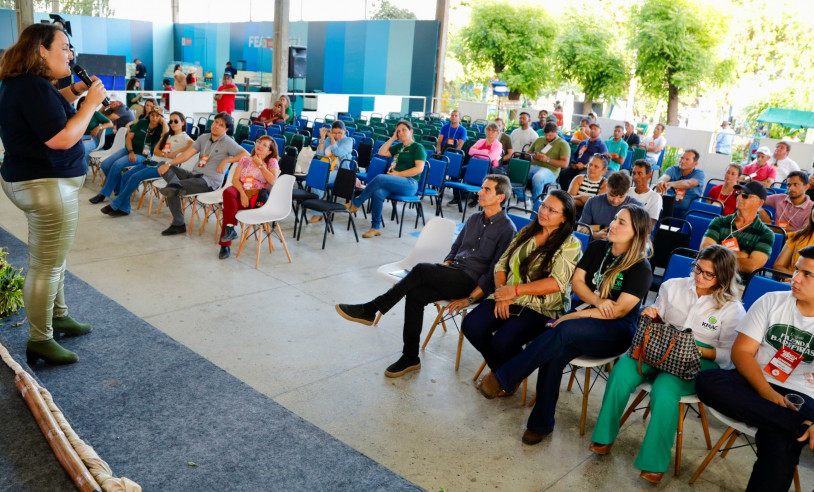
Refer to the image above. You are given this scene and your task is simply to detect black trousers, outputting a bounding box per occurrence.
[373,263,477,357]
[557,165,585,190]
[696,369,814,492]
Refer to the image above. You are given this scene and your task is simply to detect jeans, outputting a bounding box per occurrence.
[557,165,585,190]
[1,176,84,341]
[161,166,213,225]
[100,149,148,197]
[219,186,253,247]
[529,165,556,202]
[494,314,636,434]
[462,299,552,372]
[82,136,98,171]
[372,263,477,357]
[696,369,814,492]
[109,164,160,214]
[352,174,418,229]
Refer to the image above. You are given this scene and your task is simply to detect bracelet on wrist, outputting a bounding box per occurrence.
[514,285,519,297]
[70,82,82,96]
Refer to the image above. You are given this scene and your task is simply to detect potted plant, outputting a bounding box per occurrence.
[0,248,24,319]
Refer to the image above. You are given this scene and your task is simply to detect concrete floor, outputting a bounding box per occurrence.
[0,177,811,492]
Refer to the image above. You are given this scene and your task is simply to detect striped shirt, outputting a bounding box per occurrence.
[579,176,605,197]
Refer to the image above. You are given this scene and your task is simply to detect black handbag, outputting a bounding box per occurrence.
[627,314,702,380]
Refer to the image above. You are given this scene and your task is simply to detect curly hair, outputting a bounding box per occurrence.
[0,24,65,81]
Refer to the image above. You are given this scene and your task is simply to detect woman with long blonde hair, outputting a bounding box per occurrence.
[479,205,653,445]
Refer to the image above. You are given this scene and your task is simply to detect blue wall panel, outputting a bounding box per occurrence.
[0,10,16,48]
[106,19,132,60]
[322,23,346,93]
[343,22,366,95]
[130,21,153,88]
[305,22,326,93]
[79,16,108,57]
[362,21,389,96]
[385,21,415,96]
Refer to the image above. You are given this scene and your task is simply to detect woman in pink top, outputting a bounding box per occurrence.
[707,163,741,216]
[468,122,503,168]
[218,135,280,259]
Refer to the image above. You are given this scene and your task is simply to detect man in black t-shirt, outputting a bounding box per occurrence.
[623,121,640,148]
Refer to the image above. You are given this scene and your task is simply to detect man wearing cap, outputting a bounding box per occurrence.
[655,149,706,219]
[759,171,812,232]
[715,120,736,155]
[743,146,776,188]
[640,123,666,166]
[605,124,629,171]
[528,122,571,201]
[570,117,591,145]
[161,78,175,111]
[701,181,774,275]
[536,115,559,137]
[510,112,538,154]
[557,120,608,190]
[214,73,239,117]
[156,112,248,236]
[623,121,640,148]
[771,141,800,183]
[103,93,135,131]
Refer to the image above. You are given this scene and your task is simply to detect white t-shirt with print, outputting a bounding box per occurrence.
[737,291,814,396]
[629,187,663,223]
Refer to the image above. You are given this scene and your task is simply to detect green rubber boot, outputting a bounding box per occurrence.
[26,339,78,365]
[52,315,92,337]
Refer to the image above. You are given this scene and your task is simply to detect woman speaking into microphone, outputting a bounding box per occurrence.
[0,24,107,365]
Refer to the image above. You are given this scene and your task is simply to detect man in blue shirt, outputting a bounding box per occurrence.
[134,58,146,89]
[557,121,609,189]
[335,175,516,378]
[436,110,467,154]
[655,149,706,219]
[715,120,735,155]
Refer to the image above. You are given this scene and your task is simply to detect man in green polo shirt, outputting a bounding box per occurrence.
[701,181,774,275]
[527,122,571,201]
[605,124,629,171]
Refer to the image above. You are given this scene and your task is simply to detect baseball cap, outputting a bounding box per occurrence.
[589,121,601,129]
[162,77,172,85]
[580,117,591,125]
[733,181,768,201]
[109,93,122,103]
[756,146,771,156]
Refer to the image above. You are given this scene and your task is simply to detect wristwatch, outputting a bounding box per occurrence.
[467,296,476,305]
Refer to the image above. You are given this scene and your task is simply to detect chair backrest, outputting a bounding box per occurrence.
[574,230,591,253]
[507,158,531,186]
[682,211,717,250]
[463,156,491,186]
[249,124,265,141]
[743,272,791,311]
[272,136,286,155]
[762,204,776,222]
[426,155,449,189]
[444,149,465,178]
[767,231,786,266]
[331,167,357,201]
[621,150,634,171]
[305,159,331,192]
[105,127,128,153]
[366,155,389,182]
[703,179,724,198]
[663,254,694,283]
[254,173,295,219]
[240,141,254,153]
[401,217,457,268]
[652,217,692,269]
[686,197,723,217]
[507,213,532,230]
[632,147,647,163]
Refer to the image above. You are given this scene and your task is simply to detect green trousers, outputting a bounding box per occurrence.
[591,354,718,473]
[1,176,83,342]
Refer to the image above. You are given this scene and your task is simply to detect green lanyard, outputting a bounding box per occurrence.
[593,245,620,293]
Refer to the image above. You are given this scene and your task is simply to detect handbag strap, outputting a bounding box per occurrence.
[636,326,652,378]
[649,333,680,367]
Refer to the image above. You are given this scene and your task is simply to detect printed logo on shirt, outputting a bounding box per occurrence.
[612,273,624,292]
[765,324,814,363]
[700,316,719,332]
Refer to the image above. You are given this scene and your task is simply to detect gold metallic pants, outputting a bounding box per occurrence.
[1,176,83,341]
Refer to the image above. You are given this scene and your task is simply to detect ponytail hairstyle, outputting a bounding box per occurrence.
[157,111,186,150]
[598,204,652,298]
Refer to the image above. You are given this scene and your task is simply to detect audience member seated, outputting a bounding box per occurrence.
[579,172,642,240]
[715,120,736,155]
[99,111,193,218]
[218,136,280,259]
[89,105,166,205]
[531,110,547,132]
[696,245,814,492]
[759,171,812,232]
[279,94,294,123]
[640,123,666,166]
[463,190,582,380]
[156,112,248,236]
[511,112,538,154]
[557,121,608,190]
[605,125,629,172]
[654,149,705,219]
[701,181,774,276]
[590,245,744,484]
[623,120,640,148]
[125,77,143,118]
[307,120,354,224]
[569,118,591,145]
[253,100,286,127]
[773,207,814,275]
[771,141,799,183]
[468,122,504,170]
[494,118,513,166]
[126,98,157,129]
[528,122,570,202]
[335,174,516,377]
[743,146,776,188]
[478,205,653,445]
[102,93,135,147]
[568,153,608,210]
[77,96,112,169]
[435,109,466,154]
[708,164,742,216]
[553,104,564,127]
[628,160,662,230]
[346,120,426,239]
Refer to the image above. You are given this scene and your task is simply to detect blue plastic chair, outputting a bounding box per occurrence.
[240,141,255,153]
[423,155,449,217]
[273,136,286,155]
[507,212,532,230]
[249,124,266,141]
[686,197,723,217]
[387,166,430,237]
[265,126,281,137]
[357,155,389,184]
[291,159,331,237]
[703,179,724,198]
[296,117,308,131]
[743,271,791,311]
[372,139,388,156]
[663,254,694,284]
[762,205,776,222]
[445,155,490,222]
[767,231,786,267]
[443,149,465,180]
[573,231,591,253]
[682,210,718,251]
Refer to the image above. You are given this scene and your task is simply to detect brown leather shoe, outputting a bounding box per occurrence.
[345,202,358,213]
[362,228,381,239]
[479,373,502,399]
[640,471,664,484]
[522,429,548,445]
[589,442,612,455]
[307,215,323,223]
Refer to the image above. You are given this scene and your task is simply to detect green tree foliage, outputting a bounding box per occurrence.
[454,1,556,100]
[630,0,730,125]
[555,15,628,110]
[370,0,416,20]
[0,0,114,17]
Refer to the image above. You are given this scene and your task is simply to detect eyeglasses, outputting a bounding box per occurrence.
[255,142,271,149]
[537,204,562,216]
[170,119,182,124]
[692,262,717,281]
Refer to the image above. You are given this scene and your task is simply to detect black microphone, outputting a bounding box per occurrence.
[72,64,109,107]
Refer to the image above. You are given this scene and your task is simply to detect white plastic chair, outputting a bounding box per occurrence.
[235,174,295,268]
[146,154,199,216]
[89,127,127,183]
[185,163,238,234]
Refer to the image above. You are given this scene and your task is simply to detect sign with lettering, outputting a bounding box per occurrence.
[248,36,273,49]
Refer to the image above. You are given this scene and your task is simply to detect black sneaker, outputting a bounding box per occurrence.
[161,224,187,236]
[89,193,106,204]
[335,304,376,326]
[385,355,421,378]
[109,209,129,217]
[221,226,238,242]
[447,198,460,206]
[218,246,230,259]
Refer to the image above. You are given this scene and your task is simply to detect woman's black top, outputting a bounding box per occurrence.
[577,239,652,308]
[0,74,85,182]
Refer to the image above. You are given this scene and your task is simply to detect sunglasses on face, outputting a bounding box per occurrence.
[170,119,182,124]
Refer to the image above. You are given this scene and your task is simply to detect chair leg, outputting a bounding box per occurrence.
[275,223,292,263]
[698,402,712,450]
[793,466,801,492]
[213,207,222,243]
[455,329,464,371]
[265,223,274,253]
[567,366,577,391]
[473,361,487,382]
[255,225,262,268]
[199,204,211,235]
[689,426,736,484]
[236,224,250,258]
[720,430,741,459]
[521,377,528,406]
[675,402,685,476]
[422,309,445,349]
[619,390,649,427]
[188,200,197,234]
[137,184,148,210]
[580,367,591,435]
[373,312,383,326]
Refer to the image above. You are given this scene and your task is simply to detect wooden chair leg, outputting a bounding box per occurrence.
[373,313,383,326]
[567,366,577,391]
[421,309,445,349]
[619,390,649,427]
[698,402,712,450]
[199,205,210,235]
[473,361,487,382]
[455,329,464,371]
[793,466,801,492]
[521,378,528,406]
[137,184,148,210]
[265,223,274,253]
[689,426,736,484]
[580,367,591,435]
[643,403,652,421]
[236,225,250,258]
[675,402,685,476]
[148,185,155,216]
[275,223,292,263]
[188,200,197,233]
[720,430,741,459]
[435,303,448,333]
[255,225,262,268]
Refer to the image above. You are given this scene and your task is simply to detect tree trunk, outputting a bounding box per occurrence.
[583,95,593,115]
[667,83,679,126]
[508,90,521,101]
